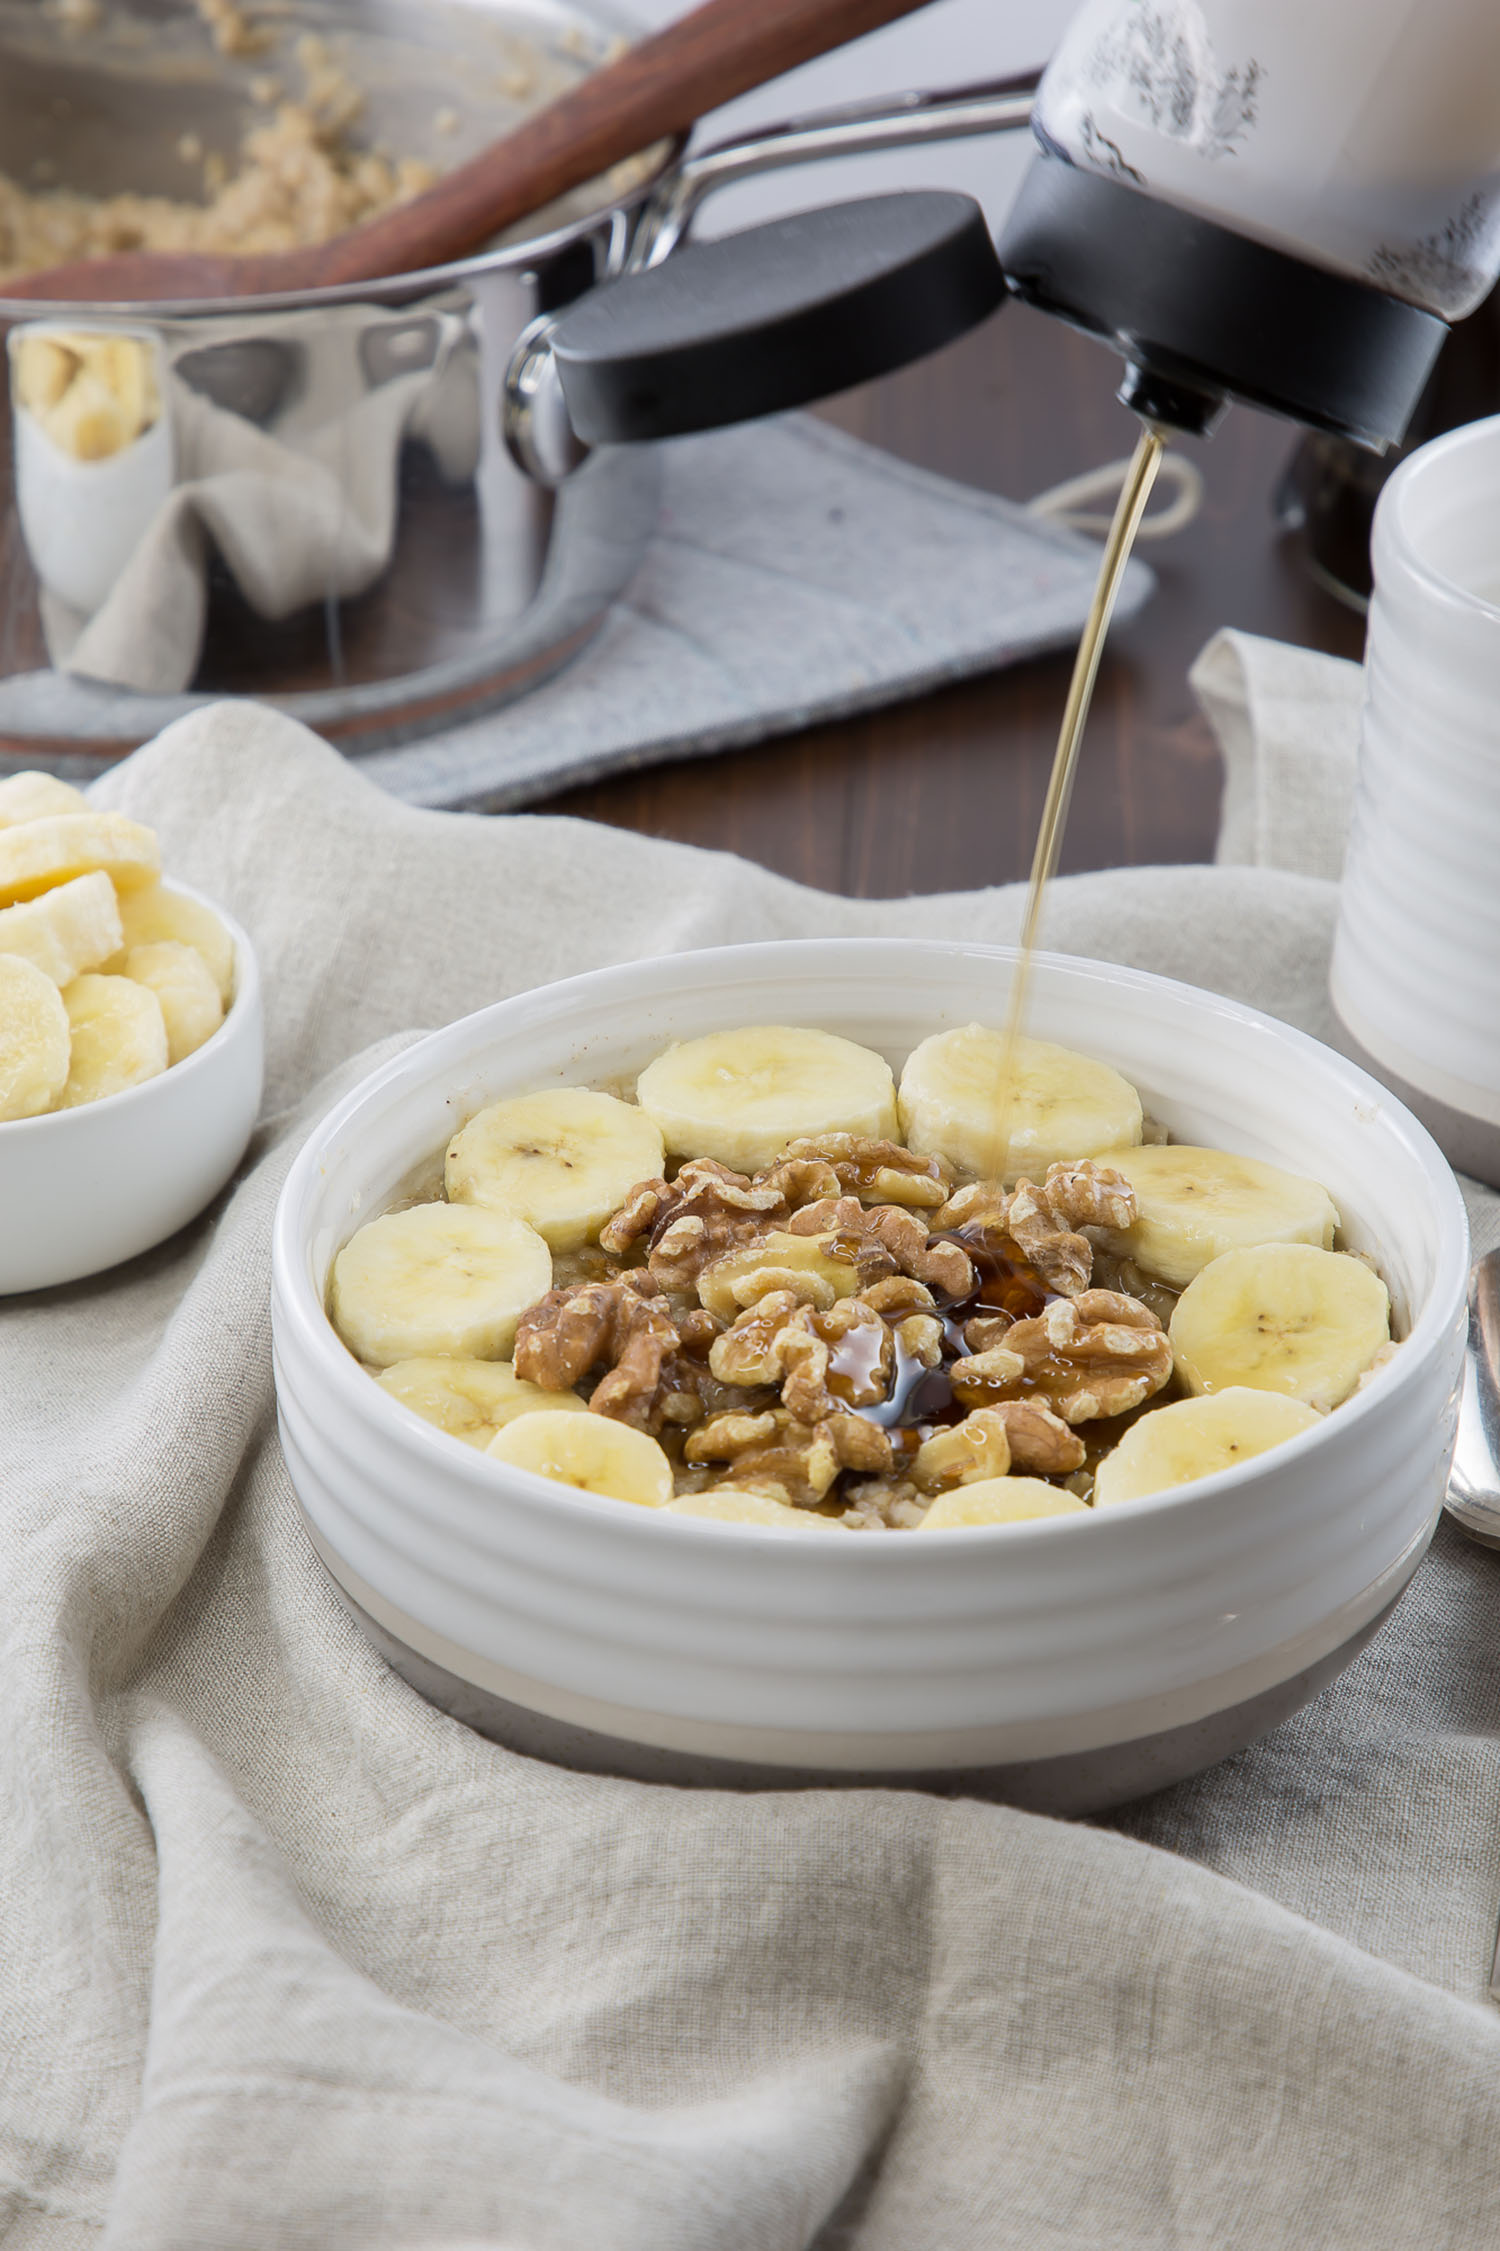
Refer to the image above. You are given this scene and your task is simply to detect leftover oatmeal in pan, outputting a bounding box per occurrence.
[0,30,439,287]
[327,1022,1397,1531]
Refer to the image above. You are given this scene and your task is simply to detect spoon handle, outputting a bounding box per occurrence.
[4,0,945,306]
[1445,1248,1500,1545]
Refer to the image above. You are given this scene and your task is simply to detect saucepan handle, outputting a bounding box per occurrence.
[503,72,1036,485]
[632,71,1040,266]
[504,189,1005,482]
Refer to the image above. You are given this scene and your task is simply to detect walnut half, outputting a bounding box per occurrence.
[784,1197,974,1298]
[951,1289,1172,1424]
[513,1280,681,1432]
[600,1157,786,1292]
[937,1160,1136,1300]
[773,1134,953,1210]
[686,1405,891,1507]
[913,1401,1086,1489]
[709,1292,893,1421]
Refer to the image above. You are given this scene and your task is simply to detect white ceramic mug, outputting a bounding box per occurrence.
[1330,411,1500,1187]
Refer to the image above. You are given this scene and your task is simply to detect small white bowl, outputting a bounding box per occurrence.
[11,324,174,618]
[271,939,1468,1813]
[0,880,263,1294]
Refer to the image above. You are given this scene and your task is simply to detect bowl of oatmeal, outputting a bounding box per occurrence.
[270,938,1468,1812]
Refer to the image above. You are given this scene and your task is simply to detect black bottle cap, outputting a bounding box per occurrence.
[1000,145,1448,450]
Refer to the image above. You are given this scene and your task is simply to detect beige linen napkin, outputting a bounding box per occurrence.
[5,651,1500,2250]
[1193,626,1364,878]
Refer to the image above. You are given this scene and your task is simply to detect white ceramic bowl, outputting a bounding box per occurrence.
[0,880,264,1294]
[271,939,1469,1813]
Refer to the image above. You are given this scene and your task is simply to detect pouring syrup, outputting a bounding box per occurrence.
[990,422,1168,1176]
[845,428,1171,1463]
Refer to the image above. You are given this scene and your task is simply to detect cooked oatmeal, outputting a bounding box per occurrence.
[326,1022,1396,1529]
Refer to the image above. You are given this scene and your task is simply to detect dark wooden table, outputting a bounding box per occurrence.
[532,299,1368,898]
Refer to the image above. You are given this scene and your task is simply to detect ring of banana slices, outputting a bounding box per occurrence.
[329,1020,1398,1532]
[0,771,236,1122]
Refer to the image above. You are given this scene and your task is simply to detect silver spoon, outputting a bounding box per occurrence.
[1445,1248,1500,1548]
[1438,1250,1500,1998]
[1440,1248,1500,2001]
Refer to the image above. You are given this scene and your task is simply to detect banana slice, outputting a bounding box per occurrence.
[898,1025,1142,1184]
[0,812,159,908]
[57,973,168,1108]
[918,1477,1089,1528]
[12,336,80,417]
[696,1229,866,1322]
[376,1357,591,1449]
[121,941,224,1065]
[446,1088,664,1253]
[0,871,123,986]
[0,955,72,1120]
[663,1489,840,1529]
[1091,1144,1339,1289]
[330,1203,551,1368]
[636,1025,898,1173]
[1092,1387,1323,1506]
[104,881,235,1007]
[0,772,87,827]
[43,368,135,461]
[75,335,158,437]
[1169,1242,1390,1413]
[486,1408,673,1508]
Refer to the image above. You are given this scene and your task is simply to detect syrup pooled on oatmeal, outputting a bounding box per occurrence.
[990,421,1168,1174]
[824,1317,889,1407]
[858,1224,1060,1440]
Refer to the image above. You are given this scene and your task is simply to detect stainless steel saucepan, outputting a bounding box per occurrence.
[0,0,1033,778]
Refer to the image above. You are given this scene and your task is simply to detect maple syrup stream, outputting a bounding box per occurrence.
[991,421,1168,1176]
[830,422,1171,1459]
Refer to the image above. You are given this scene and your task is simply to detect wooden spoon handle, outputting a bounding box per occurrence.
[4,0,946,306]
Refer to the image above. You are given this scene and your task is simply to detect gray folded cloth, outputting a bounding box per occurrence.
[6,634,1499,2251]
[352,419,1156,811]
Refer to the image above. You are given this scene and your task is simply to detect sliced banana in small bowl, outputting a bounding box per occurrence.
[0,773,262,1295]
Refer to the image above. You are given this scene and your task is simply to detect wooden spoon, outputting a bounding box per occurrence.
[5,0,947,305]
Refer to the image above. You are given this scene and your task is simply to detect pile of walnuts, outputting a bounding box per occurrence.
[513,1138,1175,1525]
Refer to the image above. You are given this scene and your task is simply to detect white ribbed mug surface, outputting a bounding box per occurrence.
[1331,412,1500,1187]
